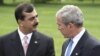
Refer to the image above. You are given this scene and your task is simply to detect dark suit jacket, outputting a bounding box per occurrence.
[0,30,55,56]
[61,31,100,56]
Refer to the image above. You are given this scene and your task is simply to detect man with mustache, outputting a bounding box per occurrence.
[0,3,55,56]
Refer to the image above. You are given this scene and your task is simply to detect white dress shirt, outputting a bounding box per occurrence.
[18,28,32,45]
[65,27,85,56]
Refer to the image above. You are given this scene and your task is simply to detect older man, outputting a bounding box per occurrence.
[56,5,100,56]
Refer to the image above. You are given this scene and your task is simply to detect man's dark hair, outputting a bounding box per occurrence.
[15,3,34,23]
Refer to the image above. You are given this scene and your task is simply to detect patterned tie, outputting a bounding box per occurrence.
[65,39,73,56]
[23,35,28,56]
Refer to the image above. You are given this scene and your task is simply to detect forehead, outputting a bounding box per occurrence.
[57,16,62,22]
[23,9,37,17]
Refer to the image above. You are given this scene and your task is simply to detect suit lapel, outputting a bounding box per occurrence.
[71,31,88,56]
[11,30,24,56]
[71,42,83,56]
[26,31,40,56]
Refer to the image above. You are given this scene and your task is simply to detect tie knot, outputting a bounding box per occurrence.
[23,35,28,40]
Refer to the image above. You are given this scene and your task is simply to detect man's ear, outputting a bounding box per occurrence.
[68,23,74,28]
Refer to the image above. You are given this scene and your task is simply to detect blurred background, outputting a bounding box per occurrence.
[0,0,100,56]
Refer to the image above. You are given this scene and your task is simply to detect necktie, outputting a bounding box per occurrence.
[65,39,73,56]
[23,35,28,56]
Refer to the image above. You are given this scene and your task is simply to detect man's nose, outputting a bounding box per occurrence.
[35,18,39,23]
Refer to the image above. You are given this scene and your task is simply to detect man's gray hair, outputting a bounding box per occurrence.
[56,5,84,27]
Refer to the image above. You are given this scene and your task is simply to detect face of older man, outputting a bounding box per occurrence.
[56,16,71,38]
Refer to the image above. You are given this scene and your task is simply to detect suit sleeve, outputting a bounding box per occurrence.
[89,45,100,56]
[46,38,55,56]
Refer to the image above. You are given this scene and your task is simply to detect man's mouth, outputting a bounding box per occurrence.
[33,22,39,27]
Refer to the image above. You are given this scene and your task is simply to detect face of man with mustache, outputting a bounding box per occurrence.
[19,9,39,34]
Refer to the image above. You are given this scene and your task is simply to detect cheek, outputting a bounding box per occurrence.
[58,25,63,30]
[28,21,34,25]
[61,26,69,34]
[31,20,36,25]
[25,22,33,28]
[59,26,65,32]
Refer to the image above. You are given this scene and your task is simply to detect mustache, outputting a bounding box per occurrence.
[33,22,39,27]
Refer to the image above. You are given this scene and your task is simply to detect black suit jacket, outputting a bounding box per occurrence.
[0,30,55,56]
[61,31,100,56]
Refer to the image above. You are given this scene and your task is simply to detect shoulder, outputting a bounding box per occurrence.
[82,31,100,47]
[88,38,100,56]
[0,30,17,40]
[85,34,100,56]
[82,34,100,53]
[85,35,100,47]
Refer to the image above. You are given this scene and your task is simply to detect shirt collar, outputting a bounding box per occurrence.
[72,27,85,44]
[18,27,32,43]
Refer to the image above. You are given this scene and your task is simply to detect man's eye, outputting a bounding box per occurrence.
[32,15,38,19]
[29,15,38,21]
